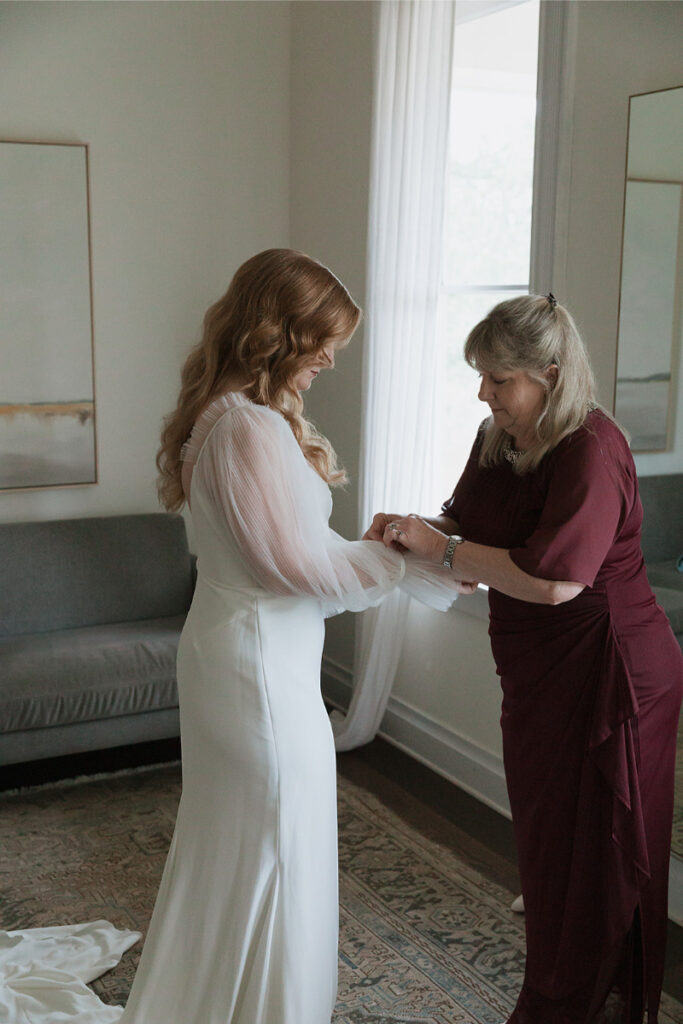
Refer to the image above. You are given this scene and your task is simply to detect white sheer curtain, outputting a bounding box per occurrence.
[331,1,455,752]
[529,0,578,297]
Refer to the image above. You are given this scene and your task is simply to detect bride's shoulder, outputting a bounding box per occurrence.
[182,392,256,463]
[209,396,293,451]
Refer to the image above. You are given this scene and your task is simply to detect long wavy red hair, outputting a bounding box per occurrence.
[157,248,362,511]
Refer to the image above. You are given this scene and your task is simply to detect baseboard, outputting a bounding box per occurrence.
[322,655,511,820]
[324,655,683,924]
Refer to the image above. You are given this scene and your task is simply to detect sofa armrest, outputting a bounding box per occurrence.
[647,560,683,591]
[652,586,683,638]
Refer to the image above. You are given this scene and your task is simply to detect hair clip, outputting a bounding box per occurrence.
[546,292,558,309]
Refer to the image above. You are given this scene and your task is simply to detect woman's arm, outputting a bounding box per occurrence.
[424,514,460,534]
[382,516,584,606]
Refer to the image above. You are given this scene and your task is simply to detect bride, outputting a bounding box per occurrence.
[2,249,475,1024]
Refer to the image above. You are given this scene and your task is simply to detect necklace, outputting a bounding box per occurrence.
[502,440,525,464]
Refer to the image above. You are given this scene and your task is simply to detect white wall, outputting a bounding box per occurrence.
[0,0,290,524]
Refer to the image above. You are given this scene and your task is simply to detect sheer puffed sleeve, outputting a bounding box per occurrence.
[192,402,459,615]
[195,403,403,614]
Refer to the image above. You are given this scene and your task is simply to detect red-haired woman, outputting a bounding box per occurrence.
[118,249,470,1024]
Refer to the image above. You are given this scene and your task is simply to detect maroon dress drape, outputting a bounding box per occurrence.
[442,410,683,1024]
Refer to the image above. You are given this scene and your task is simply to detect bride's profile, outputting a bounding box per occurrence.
[2,248,472,1024]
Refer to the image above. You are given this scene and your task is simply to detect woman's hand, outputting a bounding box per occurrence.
[363,512,403,543]
[382,515,448,562]
[383,516,479,592]
[454,579,479,595]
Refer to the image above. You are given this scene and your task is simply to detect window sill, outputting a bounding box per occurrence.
[452,584,489,621]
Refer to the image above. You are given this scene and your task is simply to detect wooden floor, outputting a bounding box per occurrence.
[3,732,683,1003]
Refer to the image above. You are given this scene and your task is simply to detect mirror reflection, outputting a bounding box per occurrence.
[614,85,683,451]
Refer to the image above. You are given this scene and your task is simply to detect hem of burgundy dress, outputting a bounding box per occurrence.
[506,904,648,1024]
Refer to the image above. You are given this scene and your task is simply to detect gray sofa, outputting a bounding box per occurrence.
[0,514,194,767]
[638,473,683,650]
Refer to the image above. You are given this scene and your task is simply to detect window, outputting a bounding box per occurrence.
[434,0,540,499]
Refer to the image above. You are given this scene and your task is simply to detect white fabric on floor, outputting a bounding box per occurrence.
[0,921,139,1023]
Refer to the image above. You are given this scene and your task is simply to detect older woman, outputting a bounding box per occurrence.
[369,294,683,1023]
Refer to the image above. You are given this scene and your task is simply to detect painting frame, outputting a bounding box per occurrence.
[0,139,97,492]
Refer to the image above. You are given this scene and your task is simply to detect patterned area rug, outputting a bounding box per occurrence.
[1,763,683,1024]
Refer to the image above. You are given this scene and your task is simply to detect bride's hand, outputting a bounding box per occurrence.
[363,512,403,542]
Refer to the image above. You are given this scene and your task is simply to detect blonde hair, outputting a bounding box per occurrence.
[464,294,605,473]
[157,248,361,511]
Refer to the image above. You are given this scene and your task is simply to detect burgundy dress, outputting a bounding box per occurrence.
[442,410,683,1023]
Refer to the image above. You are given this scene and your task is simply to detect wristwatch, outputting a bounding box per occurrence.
[442,534,464,570]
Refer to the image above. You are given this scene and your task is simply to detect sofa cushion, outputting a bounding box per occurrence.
[652,586,683,637]
[646,559,683,591]
[646,559,683,636]
[0,514,193,637]
[638,474,683,564]
[0,616,184,734]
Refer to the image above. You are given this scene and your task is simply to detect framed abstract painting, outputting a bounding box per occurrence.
[0,140,97,491]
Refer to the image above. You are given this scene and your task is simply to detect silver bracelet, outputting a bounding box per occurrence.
[442,534,464,569]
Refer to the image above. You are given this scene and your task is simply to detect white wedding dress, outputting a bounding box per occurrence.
[1,392,460,1024]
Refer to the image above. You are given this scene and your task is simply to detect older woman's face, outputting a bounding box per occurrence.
[478,368,551,448]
